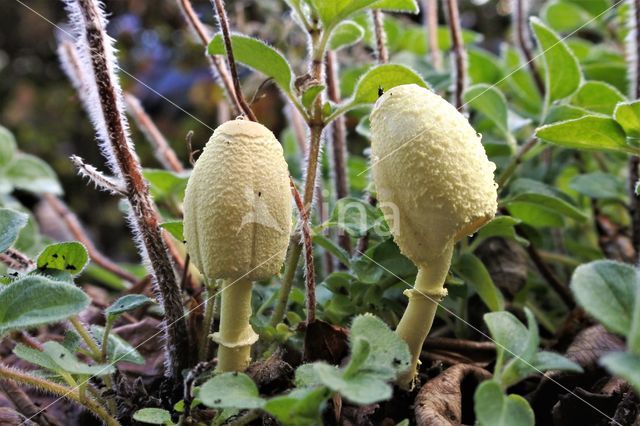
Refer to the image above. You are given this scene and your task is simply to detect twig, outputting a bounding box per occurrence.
[69,156,126,196]
[0,248,35,272]
[211,0,258,121]
[176,0,241,116]
[444,0,466,110]
[124,93,184,173]
[0,379,54,426]
[325,51,351,256]
[524,237,575,308]
[496,137,538,189]
[421,0,442,70]
[69,316,101,360]
[628,0,640,255]
[64,0,190,379]
[513,0,545,94]
[372,10,388,64]
[0,364,119,426]
[43,194,137,284]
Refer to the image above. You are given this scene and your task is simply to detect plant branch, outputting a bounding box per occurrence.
[0,364,119,426]
[421,0,442,70]
[66,0,190,379]
[0,379,54,426]
[513,0,545,94]
[444,0,466,110]
[0,248,35,272]
[69,316,101,361]
[69,156,126,196]
[523,238,575,308]
[496,137,538,189]
[372,10,388,64]
[44,194,138,284]
[123,93,184,173]
[628,0,640,255]
[211,0,258,121]
[176,0,241,116]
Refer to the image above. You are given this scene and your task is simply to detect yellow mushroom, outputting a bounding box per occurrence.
[183,119,292,372]
[370,84,497,388]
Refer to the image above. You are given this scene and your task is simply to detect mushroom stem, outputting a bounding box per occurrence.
[213,278,259,372]
[395,244,454,388]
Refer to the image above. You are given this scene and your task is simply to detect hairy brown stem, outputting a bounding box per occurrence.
[628,0,640,256]
[177,0,241,116]
[422,0,442,70]
[290,178,316,323]
[124,93,184,173]
[211,0,258,121]
[372,10,388,64]
[0,248,35,271]
[0,379,54,426]
[444,0,466,110]
[73,0,189,379]
[513,0,545,94]
[44,194,138,284]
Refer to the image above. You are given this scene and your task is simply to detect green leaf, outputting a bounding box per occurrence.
[0,126,16,168]
[160,221,184,242]
[208,34,294,93]
[13,343,60,372]
[543,105,590,124]
[530,351,583,373]
[142,169,188,201]
[90,325,145,365]
[571,81,625,115]
[0,208,28,252]
[530,17,581,105]
[264,387,330,426]
[455,254,505,312]
[474,380,535,426]
[536,116,631,154]
[106,294,153,319]
[570,260,637,336]
[463,84,512,144]
[484,311,530,360]
[301,84,325,111]
[614,100,640,142]
[133,408,174,426]
[312,234,351,267]
[37,242,89,276]
[198,372,266,409]
[328,197,380,238]
[467,48,503,85]
[42,341,114,376]
[370,0,418,13]
[5,153,62,195]
[600,352,640,394]
[502,46,542,117]
[312,362,392,404]
[350,64,427,107]
[569,172,626,201]
[542,1,590,32]
[310,0,378,27]
[330,20,364,50]
[474,216,529,246]
[0,275,90,336]
[503,178,587,223]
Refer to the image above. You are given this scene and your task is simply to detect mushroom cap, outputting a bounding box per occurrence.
[183,119,292,281]
[370,84,497,264]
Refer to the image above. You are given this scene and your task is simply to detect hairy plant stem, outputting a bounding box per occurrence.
[177,0,240,116]
[422,0,442,70]
[444,0,466,110]
[628,0,640,256]
[513,0,544,94]
[69,316,101,361]
[0,379,53,426]
[212,0,258,121]
[73,0,190,379]
[372,10,388,64]
[0,364,119,426]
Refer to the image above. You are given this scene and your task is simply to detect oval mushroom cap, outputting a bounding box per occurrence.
[183,119,292,281]
[370,84,497,264]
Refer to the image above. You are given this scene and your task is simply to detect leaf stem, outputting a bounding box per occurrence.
[0,364,120,426]
[69,316,101,361]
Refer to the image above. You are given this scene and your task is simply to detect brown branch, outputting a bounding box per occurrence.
[176,0,241,117]
[72,0,189,379]
[371,10,388,64]
[628,0,640,256]
[325,51,351,257]
[290,177,316,324]
[0,248,35,272]
[123,93,184,173]
[211,0,258,121]
[444,0,466,110]
[513,0,545,94]
[422,0,442,70]
[524,237,575,308]
[0,379,55,426]
[44,194,138,284]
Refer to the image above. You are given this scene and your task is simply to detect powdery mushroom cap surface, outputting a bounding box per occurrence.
[183,119,292,281]
[370,84,497,264]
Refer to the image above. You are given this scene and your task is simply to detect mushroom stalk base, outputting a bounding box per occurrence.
[395,244,453,389]
[213,279,259,372]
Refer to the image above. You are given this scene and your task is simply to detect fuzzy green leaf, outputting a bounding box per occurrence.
[330,20,364,50]
[106,294,153,318]
[350,64,427,107]
[0,126,16,168]
[474,380,535,426]
[198,372,266,409]
[160,221,184,242]
[456,253,505,312]
[530,17,581,104]
[569,172,626,201]
[570,260,637,336]
[571,81,625,115]
[208,34,293,93]
[5,153,62,195]
[90,325,145,365]
[301,84,325,110]
[37,242,89,276]
[614,100,640,141]
[264,387,330,426]
[464,84,511,142]
[600,352,640,394]
[0,275,90,336]
[536,116,631,154]
[484,311,530,361]
[0,208,28,252]
[474,216,529,246]
[312,234,351,267]
[542,1,590,32]
[133,408,174,426]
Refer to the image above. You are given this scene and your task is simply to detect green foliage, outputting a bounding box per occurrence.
[474,380,535,426]
[160,221,184,241]
[454,253,505,312]
[15,341,114,377]
[133,408,175,426]
[464,84,514,147]
[600,352,640,393]
[614,100,640,142]
[536,115,632,154]
[0,275,89,336]
[330,20,365,50]
[36,242,89,276]
[570,81,625,115]
[90,325,145,365]
[106,294,154,318]
[0,208,28,252]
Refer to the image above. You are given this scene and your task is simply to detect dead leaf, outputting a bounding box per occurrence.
[303,319,349,364]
